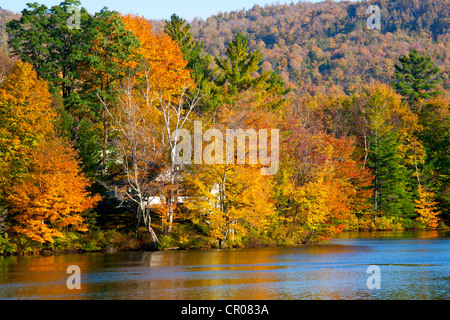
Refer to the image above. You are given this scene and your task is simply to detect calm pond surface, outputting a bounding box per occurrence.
[0,231,449,300]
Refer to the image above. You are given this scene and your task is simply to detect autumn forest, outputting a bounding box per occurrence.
[0,0,448,255]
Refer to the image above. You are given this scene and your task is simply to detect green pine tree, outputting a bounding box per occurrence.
[358,84,416,227]
[393,49,442,109]
[215,33,290,109]
[372,130,415,222]
[215,32,267,94]
[164,14,211,83]
[164,14,219,112]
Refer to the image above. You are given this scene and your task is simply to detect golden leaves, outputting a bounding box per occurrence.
[415,186,441,229]
[1,61,100,244]
[8,138,100,243]
[121,14,194,101]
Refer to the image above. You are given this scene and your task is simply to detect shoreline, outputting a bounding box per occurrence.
[1,227,448,258]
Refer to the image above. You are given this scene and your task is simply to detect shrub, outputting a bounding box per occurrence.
[15,235,41,255]
[0,233,16,255]
[157,235,177,250]
[52,232,83,252]
[376,216,404,231]
[81,239,101,252]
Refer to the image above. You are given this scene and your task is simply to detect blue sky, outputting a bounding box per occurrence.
[1,0,327,21]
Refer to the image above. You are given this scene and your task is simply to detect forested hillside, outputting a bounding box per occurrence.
[180,0,450,95]
[0,8,18,49]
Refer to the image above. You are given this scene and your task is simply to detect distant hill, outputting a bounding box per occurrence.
[185,0,449,95]
[0,8,19,49]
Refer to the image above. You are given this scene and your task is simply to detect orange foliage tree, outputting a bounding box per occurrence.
[8,138,101,243]
[123,14,195,233]
[121,14,194,101]
[1,61,100,244]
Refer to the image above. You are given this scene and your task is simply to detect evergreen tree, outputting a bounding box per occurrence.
[215,33,290,109]
[164,14,212,83]
[164,14,218,112]
[215,32,267,94]
[419,99,450,223]
[371,129,415,222]
[393,49,442,109]
[357,84,416,226]
[79,8,140,177]
[7,0,90,105]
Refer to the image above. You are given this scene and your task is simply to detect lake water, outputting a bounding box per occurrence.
[0,231,449,300]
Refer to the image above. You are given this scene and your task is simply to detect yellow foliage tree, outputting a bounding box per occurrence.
[415,186,440,229]
[0,60,54,194]
[184,162,275,249]
[275,121,373,244]
[183,104,277,248]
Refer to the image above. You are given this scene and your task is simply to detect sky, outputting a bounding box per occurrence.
[1,0,326,21]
